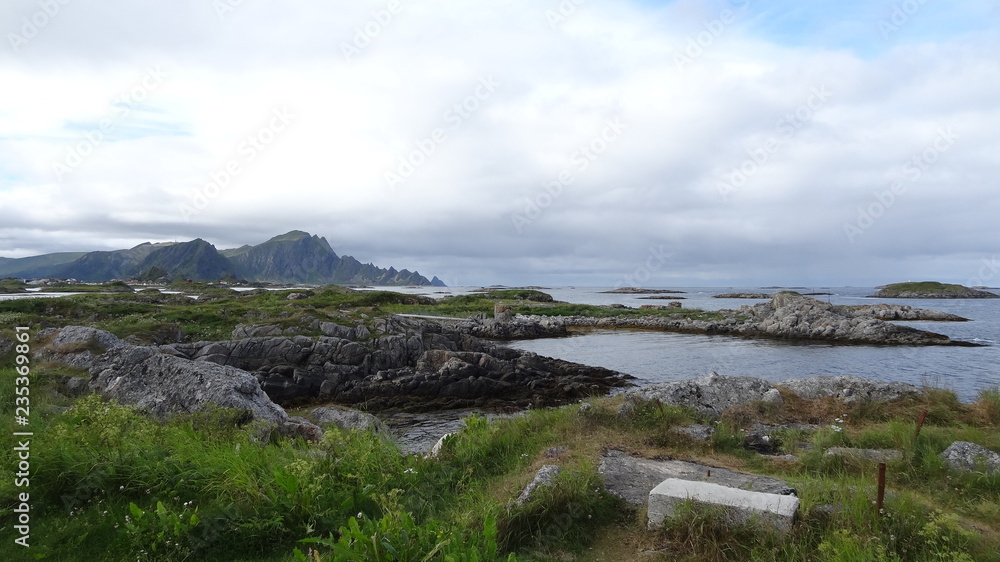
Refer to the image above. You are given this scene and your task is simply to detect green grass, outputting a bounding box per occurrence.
[875,281,978,296]
[1,368,999,560]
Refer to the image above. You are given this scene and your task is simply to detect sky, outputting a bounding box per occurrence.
[1,0,998,288]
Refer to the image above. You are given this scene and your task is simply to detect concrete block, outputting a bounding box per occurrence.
[647,478,799,532]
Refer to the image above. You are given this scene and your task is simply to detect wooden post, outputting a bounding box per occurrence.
[915,409,928,437]
[876,462,886,516]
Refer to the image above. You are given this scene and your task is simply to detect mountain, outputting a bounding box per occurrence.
[57,243,171,282]
[0,252,88,278]
[0,231,440,286]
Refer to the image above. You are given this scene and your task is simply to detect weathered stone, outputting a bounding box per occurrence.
[940,441,1000,473]
[779,376,922,404]
[310,406,389,435]
[626,372,778,419]
[673,424,715,441]
[515,465,562,506]
[647,479,799,532]
[280,416,324,442]
[89,345,288,425]
[544,446,568,458]
[562,293,967,345]
[599,450,795,507]
[824,448,904,463]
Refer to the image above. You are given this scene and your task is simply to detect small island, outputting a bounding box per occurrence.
[870,282,1000,299]
[714,292,771,299]
[599,288,686,294]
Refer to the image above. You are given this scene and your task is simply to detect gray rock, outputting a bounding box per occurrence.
[563,292,965,345]
[89,345,288,425]
[779,376,922,404]
[231,324,283,338]
[824,448,904,463]
[514,465,562,506]
[673,424,715,441]
[626,372,777,419]
[617,401,635,419]
[544,446,568,458]
[940,441,1000,473]
[599,450,795,507]
[310,406,389,435]
[280,416,324,442]
[647,479,799,533]
[578,403,594,416]
[0,337,13,355]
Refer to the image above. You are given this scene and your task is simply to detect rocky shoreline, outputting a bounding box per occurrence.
[498,293,974,346]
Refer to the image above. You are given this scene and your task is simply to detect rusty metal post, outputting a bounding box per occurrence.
[876,462,886,516]
[915,409,928,437]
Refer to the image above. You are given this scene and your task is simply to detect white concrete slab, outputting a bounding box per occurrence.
[647,478,799,532]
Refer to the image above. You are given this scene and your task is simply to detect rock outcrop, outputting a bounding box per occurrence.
[777,376,922,404]
[840,304,968,321]
[561,293,970,346]
[626,373,923,419]
[940,442,1000,473]
[43,315,632,413]
[626,372,782,419]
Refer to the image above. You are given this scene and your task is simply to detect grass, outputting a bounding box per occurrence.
[875,281,981,296]
[1,287,723,345]
[0,367,999,560]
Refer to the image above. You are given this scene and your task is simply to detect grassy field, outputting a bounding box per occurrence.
[0,286,720,344]
[0,356,998,560]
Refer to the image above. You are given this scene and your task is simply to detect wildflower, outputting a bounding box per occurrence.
[357,512,363,519]
[404,468,417,474]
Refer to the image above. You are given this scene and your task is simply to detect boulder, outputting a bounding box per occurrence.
[599,450,795,507]
[778,376,922,404]
[309,406,389,435]
[673,424,715,441]
[824,448,904,463]
[940,442,1000,473]
[647,479,799,532]
[89,345,288,426]
[514,465,562,506]
[280,416,324,442]
[626,372,778,419]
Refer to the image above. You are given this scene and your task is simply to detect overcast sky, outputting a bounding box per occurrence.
[1,0,998,287]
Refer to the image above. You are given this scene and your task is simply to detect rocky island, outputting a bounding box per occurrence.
[870,281,1000,299]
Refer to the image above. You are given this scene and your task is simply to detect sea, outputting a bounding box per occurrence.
[387,285,1000,402]
[4,285,998,401]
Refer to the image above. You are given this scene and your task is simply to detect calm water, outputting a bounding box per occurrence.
[502,287,1000,402]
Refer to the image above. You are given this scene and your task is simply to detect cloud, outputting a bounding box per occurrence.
[0,0,998,286]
